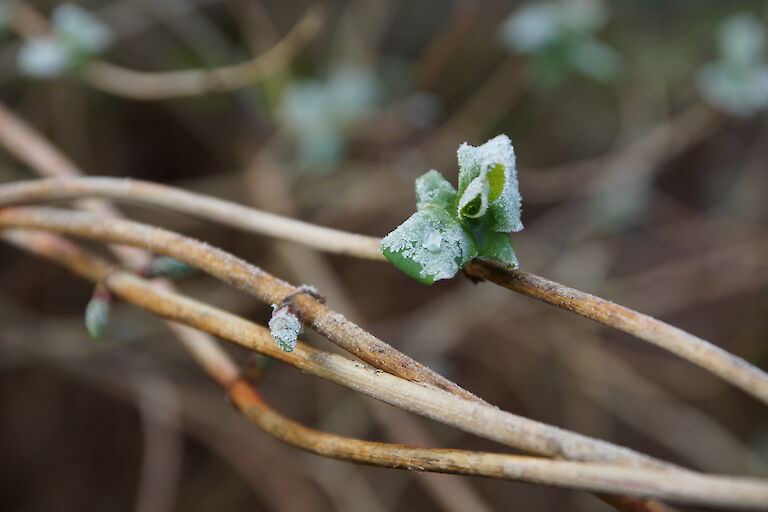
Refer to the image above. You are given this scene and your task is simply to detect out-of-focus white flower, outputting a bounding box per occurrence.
[500,3,562,52]
[17,3,113,79]
[569,38,619,82]
[499,0,618,82]
[278,66,379,170]
[53,3,113,54]
[698,12,768,116]
[17,37,71,78]
[698,63,768,117]
[718,13,766,66]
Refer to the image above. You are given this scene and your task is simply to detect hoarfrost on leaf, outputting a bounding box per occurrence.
[457,135,522,232]
[382,135,524,284]
[269,305,302,352]
[457,175,489,218]
[415,170,457,211]
[381,207,477,284]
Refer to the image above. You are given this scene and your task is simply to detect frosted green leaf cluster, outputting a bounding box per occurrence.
[381,135,523,285]
[499,0,619,83]
[18,3,113,79]
[698,13,768,117]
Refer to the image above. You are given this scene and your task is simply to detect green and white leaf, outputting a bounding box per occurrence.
[268,305,302,352]
[381,207,477,284]
[457,175,489,218]
[415,170,457,211]
[457,135,523,232]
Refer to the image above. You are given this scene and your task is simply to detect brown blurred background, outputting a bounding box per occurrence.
[1,0,767,510]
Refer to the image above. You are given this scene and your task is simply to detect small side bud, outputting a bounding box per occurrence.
[142,257,196,278]
[268,304,302,352]
[85,284,111,339]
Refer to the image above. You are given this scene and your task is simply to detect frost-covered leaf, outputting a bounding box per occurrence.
[476,231,518,267]
[85,286,111,339]
[457,135,522,232]
[457,175,489,218]
[17,38,71,78]
[415,170,457,211]
[381,207,477,284]
[53,3,113,55]
[269,305,302,352]
[467,217,519,267]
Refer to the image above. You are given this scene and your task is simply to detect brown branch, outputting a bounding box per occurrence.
[81,6,324,100]
[4,229,768,509]
[1,177,766,407]
[8,3,324,101]
[0,219,673,469]
[462,260,768,406]
[0,206,478,403]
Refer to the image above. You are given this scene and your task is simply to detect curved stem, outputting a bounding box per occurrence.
[1,177,766,406]
[5,228,768,509]
[0,226,670,469]
[0,206,476,402]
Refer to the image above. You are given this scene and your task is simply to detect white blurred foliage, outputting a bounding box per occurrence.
[53,3,113,54]
[698,12,768,116]
[501,0,606,51]
[17,38,71,78]
[279,66,379,170]
[499,0,618,81]
[17,3,113,79]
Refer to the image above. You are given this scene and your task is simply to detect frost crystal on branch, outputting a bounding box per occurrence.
[269,304,302,352]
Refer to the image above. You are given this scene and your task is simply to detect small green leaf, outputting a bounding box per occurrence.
[381,207,477,284]
[487,163,506,202]
[457,135,522,232]
[475,230,518,267]
[85,285,111,339]
[268,305,302,352]
[457,175,489,218]
[143,257,196,278]
[416,170,457,211]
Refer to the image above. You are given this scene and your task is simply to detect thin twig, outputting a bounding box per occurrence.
[4,229,768,509]
[8,3,324,100]
[0,224,672,469]
[463,260,768,407]
[81,6,324,100]
[0,206,478,402]
[1,177,766,407]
